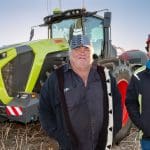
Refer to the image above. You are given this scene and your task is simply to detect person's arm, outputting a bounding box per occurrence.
[125,75,142,129]
[110,75,122,136]
[39,73,58,138]
[39,73,72,149]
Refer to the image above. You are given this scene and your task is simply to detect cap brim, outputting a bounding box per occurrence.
[72,44,91,50]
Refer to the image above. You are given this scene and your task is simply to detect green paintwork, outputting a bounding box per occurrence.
[0,38,69,104]
[0,48,17,104]
[25,39,69,92]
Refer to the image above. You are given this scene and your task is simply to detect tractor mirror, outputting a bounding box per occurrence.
[104,12,111,28]
[29,28,34,41]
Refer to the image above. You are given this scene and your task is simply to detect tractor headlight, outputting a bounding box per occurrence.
[0,52,7,59]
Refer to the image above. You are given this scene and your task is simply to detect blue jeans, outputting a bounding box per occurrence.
[140,139,150,150]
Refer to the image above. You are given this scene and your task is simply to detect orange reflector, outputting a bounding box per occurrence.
[54,39,63,43]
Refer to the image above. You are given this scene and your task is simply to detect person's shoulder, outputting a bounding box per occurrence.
[96,64,113,81]
[133,65,146,80]
[44,71,57,87]
[96,63,105,70]
[46,65,65,83]
[48,64,68,81]
[134,65,146,75]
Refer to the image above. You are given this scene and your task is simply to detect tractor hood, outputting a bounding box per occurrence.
[0,38,69,55]
[0,38,69,104]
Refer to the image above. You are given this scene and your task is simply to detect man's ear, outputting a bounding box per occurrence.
[145,46,148,52]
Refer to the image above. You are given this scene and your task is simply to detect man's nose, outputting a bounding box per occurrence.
[80,47,86,53]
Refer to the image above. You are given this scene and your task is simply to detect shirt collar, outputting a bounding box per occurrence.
[63,61,97,73]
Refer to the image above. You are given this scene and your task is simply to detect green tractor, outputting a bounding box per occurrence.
[0,8,147,142]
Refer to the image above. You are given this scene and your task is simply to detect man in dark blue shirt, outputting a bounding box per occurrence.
[39,34,122,150]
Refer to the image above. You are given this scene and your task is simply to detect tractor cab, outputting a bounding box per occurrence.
[48,9,105,57]
[31,8,113,59]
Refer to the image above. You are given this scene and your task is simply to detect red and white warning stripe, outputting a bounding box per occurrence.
[6,106,23,116]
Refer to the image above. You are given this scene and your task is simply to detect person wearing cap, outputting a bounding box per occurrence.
[39,34,122,150]
[125,34,150,150]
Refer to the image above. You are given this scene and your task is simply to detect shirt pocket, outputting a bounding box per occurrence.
[64,86,87,110]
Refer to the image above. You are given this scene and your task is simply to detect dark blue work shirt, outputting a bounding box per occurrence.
[63,64,103,150]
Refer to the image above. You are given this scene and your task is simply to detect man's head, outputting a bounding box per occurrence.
[69,34,94,70]
[146,34,150,58]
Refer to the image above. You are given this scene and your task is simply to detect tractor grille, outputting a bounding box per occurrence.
[2,50,34,97]
[33,51,68,93]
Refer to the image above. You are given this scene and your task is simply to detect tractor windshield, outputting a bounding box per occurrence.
[51,16,104,56]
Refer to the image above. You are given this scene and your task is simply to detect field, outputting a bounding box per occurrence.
[0,121,141,150]
[0,122,59,150]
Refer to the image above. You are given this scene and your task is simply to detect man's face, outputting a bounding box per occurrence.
[69,46,93,69]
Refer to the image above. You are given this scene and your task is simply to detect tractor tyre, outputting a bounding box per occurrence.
[99,58,133,143]
[112,61,133,143]
[113,118,132,144]
[0,102,8,122]
[0,115,8,122]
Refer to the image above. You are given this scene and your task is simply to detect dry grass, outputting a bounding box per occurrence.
[0,122,141,150]
[117,127,141,150]
[0,122,59,150]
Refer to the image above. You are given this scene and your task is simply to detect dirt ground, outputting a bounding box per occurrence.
[0,122,59,150]
[0,121,141,150]
[113,127,141,150]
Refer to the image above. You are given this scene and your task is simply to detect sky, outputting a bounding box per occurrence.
[0,0,150,52]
